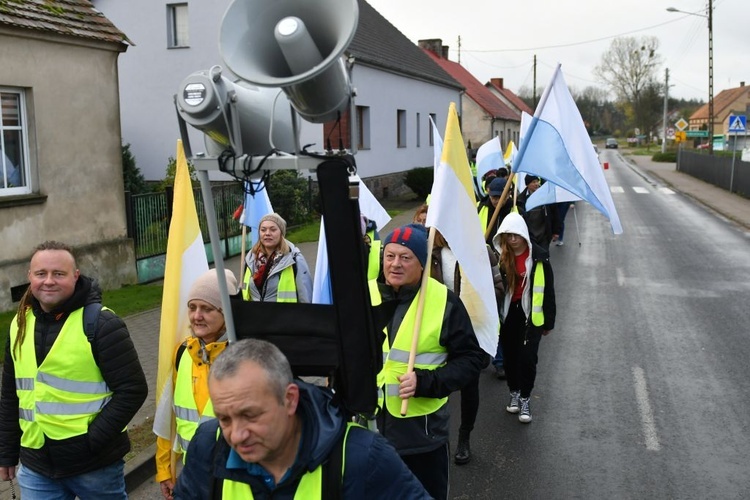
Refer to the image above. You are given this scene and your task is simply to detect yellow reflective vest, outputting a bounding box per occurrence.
[369,279,449,418]
[242,265,297,302]
[10,308,113,448]
[366,230,381,281]
[173,345,216,455]
[530,261,546,327]
[221,423,357,498]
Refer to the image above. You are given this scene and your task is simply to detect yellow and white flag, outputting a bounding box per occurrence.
[153,140,209,439]
[426,104,499,355]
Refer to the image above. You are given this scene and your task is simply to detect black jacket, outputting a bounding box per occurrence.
[0,276,148,478]
[375,281,485,455]
[517,188,562,250]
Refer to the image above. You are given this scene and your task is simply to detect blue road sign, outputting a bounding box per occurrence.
[728,114,747,134]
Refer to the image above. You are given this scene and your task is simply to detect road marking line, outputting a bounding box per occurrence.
[633,187,649,193]
[616,267,625,286]
[658,187,675,195]
[632,366,661,451]
[611,186,625,193]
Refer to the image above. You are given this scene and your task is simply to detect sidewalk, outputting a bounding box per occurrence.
[122,195,424,493]
[626,154,750,231]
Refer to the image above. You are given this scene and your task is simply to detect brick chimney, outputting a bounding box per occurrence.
[418,39,443,57]
[741,81,745,87]
[491,78,504,89]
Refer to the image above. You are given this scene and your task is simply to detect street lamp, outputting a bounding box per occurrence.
[667,1,713,154]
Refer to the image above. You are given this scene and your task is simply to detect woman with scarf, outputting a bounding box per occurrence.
[156,268,239,499]
[242,213,312,303]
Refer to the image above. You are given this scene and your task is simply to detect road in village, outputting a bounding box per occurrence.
[448,150,750,498]
[46,150,750,499]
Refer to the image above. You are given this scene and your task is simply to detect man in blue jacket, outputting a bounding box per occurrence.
[173,339,430,499]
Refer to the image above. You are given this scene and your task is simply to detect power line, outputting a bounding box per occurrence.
[463,16,690,53]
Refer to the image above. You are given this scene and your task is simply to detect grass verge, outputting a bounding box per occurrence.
[125,418,158,462]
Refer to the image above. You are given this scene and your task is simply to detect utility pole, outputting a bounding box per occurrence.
[532,55,537,109]
[661,68,669,154]
[708,0,714,155]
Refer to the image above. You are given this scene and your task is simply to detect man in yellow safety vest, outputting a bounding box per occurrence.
[0,240,147,498]
[370,224,485,500]
[173,339,430,499]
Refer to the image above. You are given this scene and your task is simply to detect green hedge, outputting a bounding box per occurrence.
[404,167,434,200]
[651,152,677,162]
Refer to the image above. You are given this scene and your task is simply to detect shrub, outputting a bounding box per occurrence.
[266,170,312,226]
[404,167,434,200]
[122,143,147,194]
[651,152,677,162]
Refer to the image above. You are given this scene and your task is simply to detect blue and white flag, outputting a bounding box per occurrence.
[514,65,622,234]
[475,136,503,196]
[525,181,580,211]
[243,181,274,245]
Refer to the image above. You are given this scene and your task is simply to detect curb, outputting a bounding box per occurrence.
[124,443,156,493]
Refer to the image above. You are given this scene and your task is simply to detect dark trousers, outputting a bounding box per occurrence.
[500,301,542,398]
[557,202,571,240]
[459,374,480,433]
[401,444,450,500]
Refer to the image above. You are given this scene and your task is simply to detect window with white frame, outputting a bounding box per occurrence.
[167,4,189,48]
[1,90,31,196]
[397,109,407,148]
[356,105,370,150]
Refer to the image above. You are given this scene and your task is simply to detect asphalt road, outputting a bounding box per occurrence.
[126,149,750,498]
[448,150,750,498]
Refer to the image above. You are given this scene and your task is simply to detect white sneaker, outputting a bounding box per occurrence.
[506,391,521,414]
[519,397,532,423]
[555,240,564,246]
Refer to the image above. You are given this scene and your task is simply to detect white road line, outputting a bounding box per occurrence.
[611,186,625,193]
[616,267,625,286]
[658,187,675,195]
[632,366,661,451]
[632,187,649,193]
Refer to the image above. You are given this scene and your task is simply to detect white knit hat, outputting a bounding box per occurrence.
[259,213,287,236]
[187,269,238,310]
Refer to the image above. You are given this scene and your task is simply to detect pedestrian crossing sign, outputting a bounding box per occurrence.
[728,114,746,134]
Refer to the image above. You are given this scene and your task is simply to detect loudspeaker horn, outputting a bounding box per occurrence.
[175,67,296,157]
[219,0,358,124]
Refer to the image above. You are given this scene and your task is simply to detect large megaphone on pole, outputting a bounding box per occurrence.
[219,0,358,124]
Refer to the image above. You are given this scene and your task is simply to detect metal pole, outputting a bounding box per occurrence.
[197,169,236,341]
[662,68,669,154]
[730,133,737,193]
[708,0,714,155]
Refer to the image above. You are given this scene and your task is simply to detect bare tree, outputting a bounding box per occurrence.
[594,36,662,133]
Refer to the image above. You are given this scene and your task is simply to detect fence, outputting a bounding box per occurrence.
[124,179,315,283]
[677,149,750,198]
[124,183,246,282]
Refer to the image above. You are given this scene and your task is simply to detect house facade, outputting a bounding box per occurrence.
[94,0,463,190]
[689,82,750,149]
[420,40,521,153]
[0,0,137,312]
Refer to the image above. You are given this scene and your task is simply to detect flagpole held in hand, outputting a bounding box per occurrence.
[572,203,581,247]
[483,177,514,242]
[401,226,436,416]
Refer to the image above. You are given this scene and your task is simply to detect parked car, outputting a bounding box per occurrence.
[605,138,618,149]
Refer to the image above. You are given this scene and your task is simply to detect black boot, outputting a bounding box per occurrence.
[454,430,471,465]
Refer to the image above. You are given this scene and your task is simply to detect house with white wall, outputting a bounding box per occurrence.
[93,0,463,193]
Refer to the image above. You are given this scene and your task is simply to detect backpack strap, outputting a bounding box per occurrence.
[82,302,103,344]
[321,430,344,500]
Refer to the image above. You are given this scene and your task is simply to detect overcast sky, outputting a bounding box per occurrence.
[366,0,747,102]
